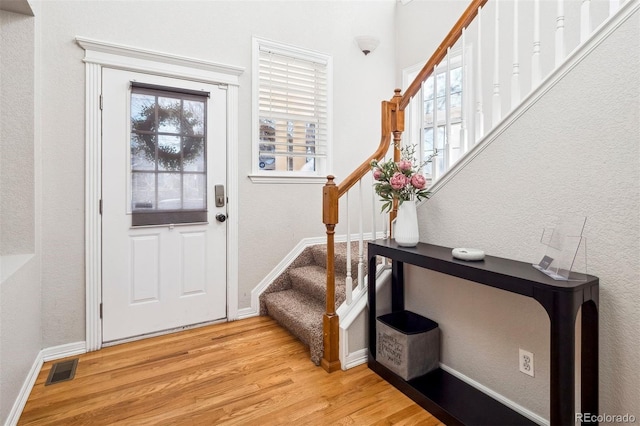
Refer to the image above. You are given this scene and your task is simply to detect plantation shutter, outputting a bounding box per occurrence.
[258,45,328,164]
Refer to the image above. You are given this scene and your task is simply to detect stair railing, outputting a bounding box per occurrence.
[321,0,631,373]
[321,0,487,373]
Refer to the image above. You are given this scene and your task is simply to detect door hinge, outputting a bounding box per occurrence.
[99,199,103,215]
[99,94,103,110]
[99,303,103,319]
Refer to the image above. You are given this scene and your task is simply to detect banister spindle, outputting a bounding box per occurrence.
[371,177,377,240]
[609,0,620,16]
[460,27,469,152]
[345,191,353,305]
[532,0,542,87]
[444,47,451,169]
[357,180,365,290]
[475,5,485,141]
[556,0,566,67]
[581,0,592,42]
[511,0,521,108]
[432,65,440,180]
[492,0,501,126]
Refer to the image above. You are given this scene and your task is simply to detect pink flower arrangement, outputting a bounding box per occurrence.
[389,172,408,190]
[370,144,434,213]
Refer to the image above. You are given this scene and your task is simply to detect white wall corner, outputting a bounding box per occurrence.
[4,352,42,426]
[5,342,87,426]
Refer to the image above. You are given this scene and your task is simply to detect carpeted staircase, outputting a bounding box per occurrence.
[260,242,364,365]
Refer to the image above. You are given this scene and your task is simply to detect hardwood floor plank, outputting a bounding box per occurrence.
[19,317,441,425]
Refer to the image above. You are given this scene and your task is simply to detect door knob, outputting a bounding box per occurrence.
[215,213,227,223]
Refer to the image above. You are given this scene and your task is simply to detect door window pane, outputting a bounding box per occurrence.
[183,174,206,210]
[130,84,208,226]
[183,137,205,171]
[132,172,156,209]
[157,135,181,171]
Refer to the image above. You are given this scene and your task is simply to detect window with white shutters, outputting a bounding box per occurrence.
[251,38,332,182]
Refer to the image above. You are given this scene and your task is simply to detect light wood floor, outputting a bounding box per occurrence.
[19,316,444,425]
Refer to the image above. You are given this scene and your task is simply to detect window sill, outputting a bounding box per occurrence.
[248,174,330,184]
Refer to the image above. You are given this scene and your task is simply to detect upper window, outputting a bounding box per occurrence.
[130,83,208,226]
[404,51,469,186]
[251,37,332,182]
[422,61,463,180]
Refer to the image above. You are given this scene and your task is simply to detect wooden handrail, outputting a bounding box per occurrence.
[321,0,488,373]
[400,0,488,111]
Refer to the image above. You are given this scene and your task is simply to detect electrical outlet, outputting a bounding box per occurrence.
[519,349,534,377]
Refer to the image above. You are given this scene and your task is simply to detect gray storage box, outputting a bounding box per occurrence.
[376,310,440,380]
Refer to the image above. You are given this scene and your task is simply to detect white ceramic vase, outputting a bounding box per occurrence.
[394,200,419,247]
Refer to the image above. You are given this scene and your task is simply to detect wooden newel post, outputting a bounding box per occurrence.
[389,89,405,230]
[322,175,341,372]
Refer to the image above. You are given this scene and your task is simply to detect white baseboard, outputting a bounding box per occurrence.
[342,348,368,370]
[439,363,548,426]
[5,341,87,426]
[4,355,42,426]
[41,341,86,362]
[339,266,391,370]
[236,307,259,320]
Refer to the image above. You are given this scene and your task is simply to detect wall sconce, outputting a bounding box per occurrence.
[355,36,380,56]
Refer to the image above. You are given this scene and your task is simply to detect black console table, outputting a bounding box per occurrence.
[367,240,599,426]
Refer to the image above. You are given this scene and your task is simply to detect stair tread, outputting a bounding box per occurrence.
[259,242,371,366]
[263,289,324,332]
[289,264,356,304]
[263,289,325,365]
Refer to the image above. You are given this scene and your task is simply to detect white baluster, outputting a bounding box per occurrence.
[492,0,501,126]
[432,64,440,180]
[382,198,388,239]
[475,5,485,141]
[556,0,566,67]
[357,180,365,291]
[532,0,541,87]
[581,0,591,42]
[371,174,377,242]
[511,0,520,108]
[444,47,451,171]
[345,191,352,305]
[610,0,620,16]
[460,27,468,152]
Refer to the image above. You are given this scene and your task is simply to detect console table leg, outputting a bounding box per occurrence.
[549,297,577,426]
[391,260,404,312]
[581,300,599,425]
[368,254,377,358]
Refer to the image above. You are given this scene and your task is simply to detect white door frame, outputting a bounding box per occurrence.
[76,37,244,351]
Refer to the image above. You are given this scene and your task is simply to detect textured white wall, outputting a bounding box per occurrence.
[1,10,34,255]
[0,9,42,425]
[35,0,396,346]
[409,8,639,420]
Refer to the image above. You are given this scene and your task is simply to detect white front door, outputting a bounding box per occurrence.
[101,68,227,343]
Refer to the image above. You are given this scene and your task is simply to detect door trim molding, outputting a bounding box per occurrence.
[77,37,244,351]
